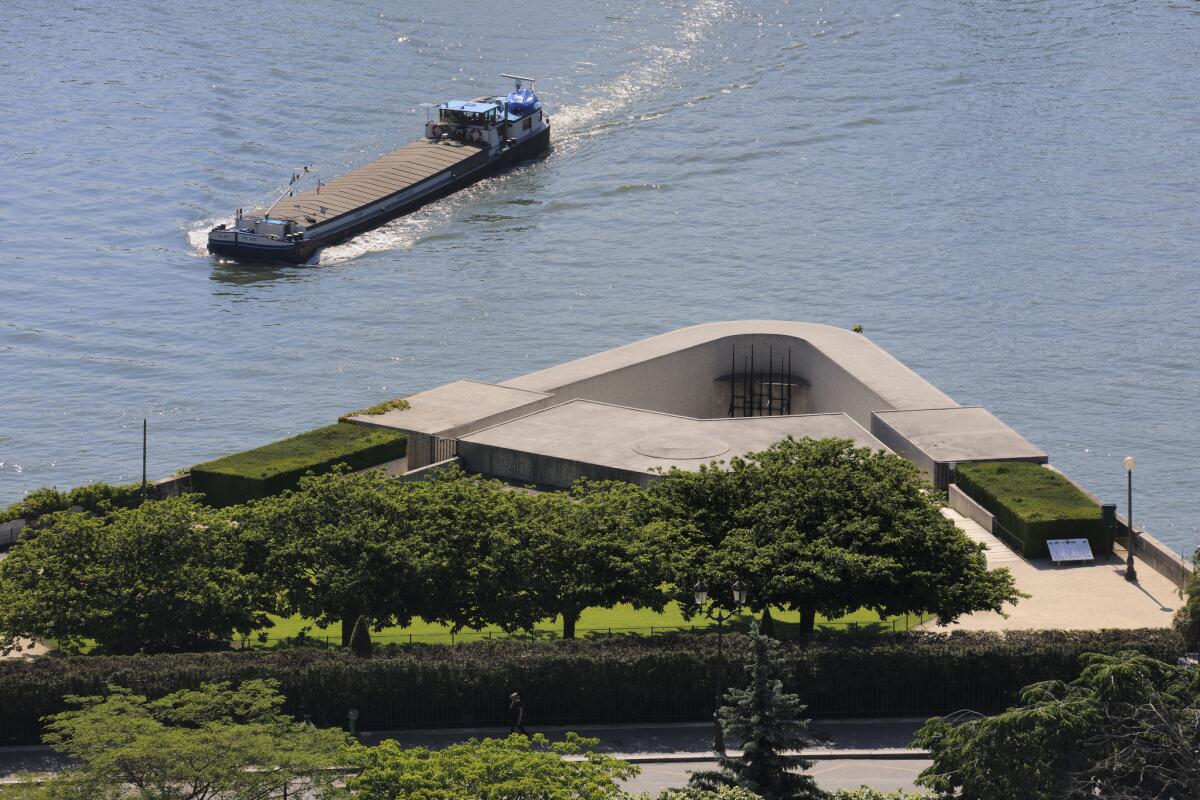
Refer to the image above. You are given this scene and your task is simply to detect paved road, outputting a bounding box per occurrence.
[624,758,931,795]
[363,719,927,754]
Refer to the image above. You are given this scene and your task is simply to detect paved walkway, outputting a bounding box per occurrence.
[0,720,929,780]
[625,758,930,795]
[935,508,1178,631]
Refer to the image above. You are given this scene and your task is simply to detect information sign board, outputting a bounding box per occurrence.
[1047,538,1094,564]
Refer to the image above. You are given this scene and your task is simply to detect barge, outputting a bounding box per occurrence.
[207,75,550,263]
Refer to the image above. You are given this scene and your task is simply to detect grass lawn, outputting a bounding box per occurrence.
[250,603,932,647]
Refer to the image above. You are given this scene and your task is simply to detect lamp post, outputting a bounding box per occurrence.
[694,578,749,754]
[1124,456,1137,582]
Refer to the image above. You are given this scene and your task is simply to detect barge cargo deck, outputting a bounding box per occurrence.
[207,75,550,263]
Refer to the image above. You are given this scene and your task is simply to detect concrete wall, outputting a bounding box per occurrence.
[949,483,994,534]
[0,518,25,549]
[457,441,652,489]
[506,333,892,425]
[871,414,937,484]
[153,474,192,498]
[1118,516,1194,589]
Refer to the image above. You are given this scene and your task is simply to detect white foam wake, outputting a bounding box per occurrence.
[185,216,232,257]
[551,0,734,143]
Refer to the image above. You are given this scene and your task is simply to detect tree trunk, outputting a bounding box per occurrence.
[759,606,776,638]
[798,605,816,644]
[341,613,357,648]
[562,609,579,639]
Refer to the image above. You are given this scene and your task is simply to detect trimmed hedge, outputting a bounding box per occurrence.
[0,629,1181,745]
[190,423,407,507]
[955,461,1107,558]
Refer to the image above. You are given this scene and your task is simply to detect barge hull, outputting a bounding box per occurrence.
[208,127,549,264]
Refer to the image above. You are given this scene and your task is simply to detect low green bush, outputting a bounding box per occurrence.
[190,423,407,507]
[0,482,145,525]
[955,461,1107,558]
[0,628,1180,745]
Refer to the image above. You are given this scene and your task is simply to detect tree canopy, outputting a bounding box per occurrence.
[0,679,349,800]
[342,732,638,800]
[0,496,271,654]
[652,437,1020,638]
[914,650,1200,800]
[516,479,682,638]
[248,467,428,646]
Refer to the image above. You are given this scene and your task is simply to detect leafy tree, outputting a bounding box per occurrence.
[1172,548,1200,647]
[658,787,767,800]
[248,467,428,647]
[653,437,1020,640]
[826,791,930,799]
[0,496,272,654]
[0,679,349,800]
[517,480,681,638]
[914,650,1200,800]
[690,622,823,800]
[341,732,638,800]
[413,470,546,634]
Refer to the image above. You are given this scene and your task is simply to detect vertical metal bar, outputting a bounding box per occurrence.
[786,349,793,414]
[743,354,750,417]
[141,418,148,498]
[729,345,736,417]
[749,345,755,417]
[767,345,774,415]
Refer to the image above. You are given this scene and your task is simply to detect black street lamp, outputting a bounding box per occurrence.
[1124,456,1137,582]
[694,578,749,754]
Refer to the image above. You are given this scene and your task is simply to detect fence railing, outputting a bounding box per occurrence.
[246,614,936,648]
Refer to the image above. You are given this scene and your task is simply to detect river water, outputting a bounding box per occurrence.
[1,1,1197,551]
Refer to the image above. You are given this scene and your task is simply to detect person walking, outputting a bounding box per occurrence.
[508,691,529,736]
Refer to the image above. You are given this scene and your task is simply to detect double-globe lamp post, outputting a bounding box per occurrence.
[1124,455,1137,583]
[693,578,749,754]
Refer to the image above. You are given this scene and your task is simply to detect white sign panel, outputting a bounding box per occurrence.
[1047,538,1094,564]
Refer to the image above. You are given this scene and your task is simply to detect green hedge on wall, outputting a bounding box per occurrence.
[0,629,1179,745]
[190,423,407,507]
[955,461,1107,558]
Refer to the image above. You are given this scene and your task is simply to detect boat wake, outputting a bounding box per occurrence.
[318,208,449,265]
[187,0,736,265]
[551,0,735,146]
[185,216,232,257]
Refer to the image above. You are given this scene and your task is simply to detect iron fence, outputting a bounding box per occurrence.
[248,613,936,648]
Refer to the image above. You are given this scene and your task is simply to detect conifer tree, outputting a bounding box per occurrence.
[689,622,822,800]
[349,614,372,658]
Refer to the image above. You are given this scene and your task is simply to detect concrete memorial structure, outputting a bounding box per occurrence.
[347,320,1185,629]
[348,321,1045,489]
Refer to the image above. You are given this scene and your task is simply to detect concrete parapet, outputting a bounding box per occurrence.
[395,457,462,483]
[0,518,26,549]
[948,484,994,535]
[1121,519,1193,589]
[152,474,192,499]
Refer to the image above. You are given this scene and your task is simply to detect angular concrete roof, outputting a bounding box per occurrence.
[348,380,550,436]
[501,320,956,411]
[457,399,887,476]
[872,407,1047,464]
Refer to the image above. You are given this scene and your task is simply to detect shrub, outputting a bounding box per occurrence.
[190,423,407,507]
[1,482,145,525]
[955,461,1106,558]
[340,396,411,420]
[0,628,1182,746]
